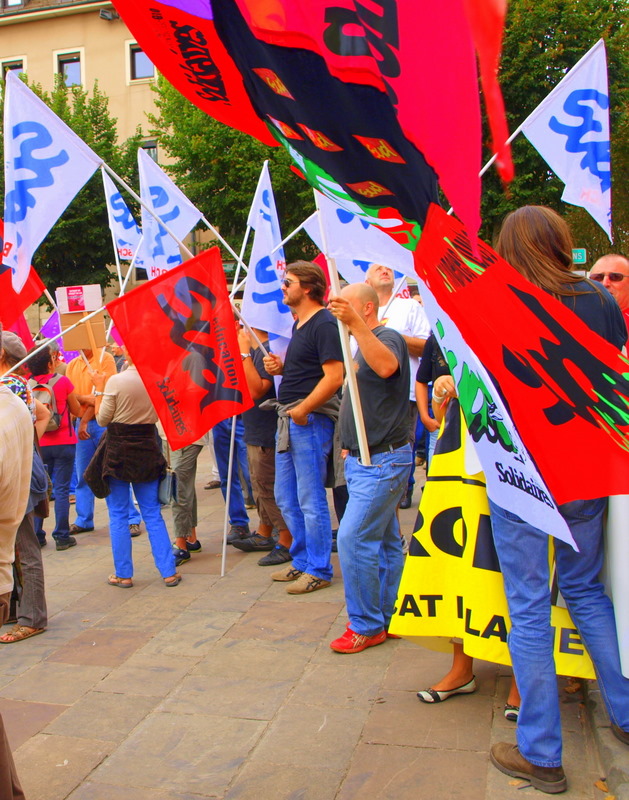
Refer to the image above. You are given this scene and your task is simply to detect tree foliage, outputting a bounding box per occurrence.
[481,0,629,259]
[0,76,143,293]
[149,76,315,260]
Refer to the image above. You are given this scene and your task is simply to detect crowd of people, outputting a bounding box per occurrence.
[1,208,629,797]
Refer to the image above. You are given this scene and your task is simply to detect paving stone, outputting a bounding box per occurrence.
[191,639,316,681]
[45,627,151,667]
[92,712,266,794]
[0,697,66,749]
[362,688,493,751]
[159,673,294,720]
[289,662,385,709]
[0,640,60,676]
[44,690,158,742]
[67,783,205,800]
[337,742,488,800]
[94,653,201,697]
[60,584,138,615]
[225,761,345,800]
[0,663,110,705]
[44,589,90,616]
[95,597,183,633]
[225,600,342,644]
[250,704,368,770]
[12,733,112,800]
[138,610,242,657]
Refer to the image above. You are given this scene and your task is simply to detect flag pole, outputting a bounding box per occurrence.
[100,166,125,291]
[270,212,318,256]
[230,225,251,297]
[314,191,371,466]
[9,305,106,373]
[381,275,407,318]
[220,415,239,578]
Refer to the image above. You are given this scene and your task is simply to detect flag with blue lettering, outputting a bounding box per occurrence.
[303,192,412,289]
[520,39,612,241]
[137,148,202,280]
[241,162,293,338]
[3,71,103,292]
[102,170,142,263]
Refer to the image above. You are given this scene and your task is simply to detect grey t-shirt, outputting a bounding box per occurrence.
[340,326,410,452]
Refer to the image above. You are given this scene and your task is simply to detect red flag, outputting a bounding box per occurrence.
[9,314,35,352]
[113,0,513,241]
[0,219,45,329]
[107,247,253,449]
[414,204,629,505]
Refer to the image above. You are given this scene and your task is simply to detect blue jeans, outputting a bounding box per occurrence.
[236,432,253,498]
[275,413,334,581]
[213,418,249,527]
[338,446,411,635]
[37,444,75,540]
[490,498,629,767]
[106,477,176,579]
[74,418,107,528]
[73,419,141,527]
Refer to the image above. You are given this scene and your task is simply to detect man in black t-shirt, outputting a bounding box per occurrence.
[233,326,293,566]
[263,261,343,594]
[327,283,412,653]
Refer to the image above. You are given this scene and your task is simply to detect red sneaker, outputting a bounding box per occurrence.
[330,627,386,654]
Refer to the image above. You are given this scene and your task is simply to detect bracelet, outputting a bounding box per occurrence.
[433,392,446,405]
[94,391,105,397]
[240,353,251,360]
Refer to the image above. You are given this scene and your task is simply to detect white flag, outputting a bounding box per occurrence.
[102,170,142,263]
[3,71,103,292]
[137,148,202,279]
[418,282,574,548]
[241,162,293,338]
[521,39,612,241]
[303,194,410,294]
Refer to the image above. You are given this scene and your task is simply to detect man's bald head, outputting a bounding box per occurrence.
[341,283,380,325]
[590,254,629,311]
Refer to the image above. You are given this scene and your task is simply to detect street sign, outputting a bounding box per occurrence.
[572,248,587,265]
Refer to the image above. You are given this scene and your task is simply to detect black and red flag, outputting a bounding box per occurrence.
[112,0,512,244]
[413,204,629,505]
[107,247,253,449]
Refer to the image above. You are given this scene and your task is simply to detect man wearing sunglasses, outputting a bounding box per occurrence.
[590,254,629,331]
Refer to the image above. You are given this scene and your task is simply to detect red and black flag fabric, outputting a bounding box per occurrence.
[0,221,45,330]
[413,204,629,505]
[112,0,512,244]
[107,246,253,449]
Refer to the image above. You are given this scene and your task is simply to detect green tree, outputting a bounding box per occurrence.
[1,76,143,293]
[481,0,629,259]
[149,76,315,260]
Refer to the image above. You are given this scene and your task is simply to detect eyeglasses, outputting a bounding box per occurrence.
[589,272,629,283]
[283,278,300,287]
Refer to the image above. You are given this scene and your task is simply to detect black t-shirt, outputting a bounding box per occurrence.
[278,308,343,403]
[416,333,450,384]
[242,343,277,448]
[340,326,410,451]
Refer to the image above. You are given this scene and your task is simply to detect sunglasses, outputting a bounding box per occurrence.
[590,272,629,283]
[283,278,300,287]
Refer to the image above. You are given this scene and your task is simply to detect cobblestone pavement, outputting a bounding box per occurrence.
[0,451,614,799]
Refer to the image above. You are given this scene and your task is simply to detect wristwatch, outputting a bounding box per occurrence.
[240,353,252,360]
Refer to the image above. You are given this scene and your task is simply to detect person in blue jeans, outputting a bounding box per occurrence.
[27,345,82,551]
[487,206,629,794]
[212,417,251,543]
[86,353,179,588]
[263,261,344,595]
[328,284,411,652]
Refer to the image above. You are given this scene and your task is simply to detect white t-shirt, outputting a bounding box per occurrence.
[378,297,430,401]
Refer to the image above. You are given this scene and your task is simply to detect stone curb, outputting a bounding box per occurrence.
[583,681,629,799]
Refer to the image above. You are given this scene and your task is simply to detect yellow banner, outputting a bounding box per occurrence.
[389,400,595,680]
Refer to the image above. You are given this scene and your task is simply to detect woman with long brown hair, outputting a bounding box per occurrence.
[488,206,629,794]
